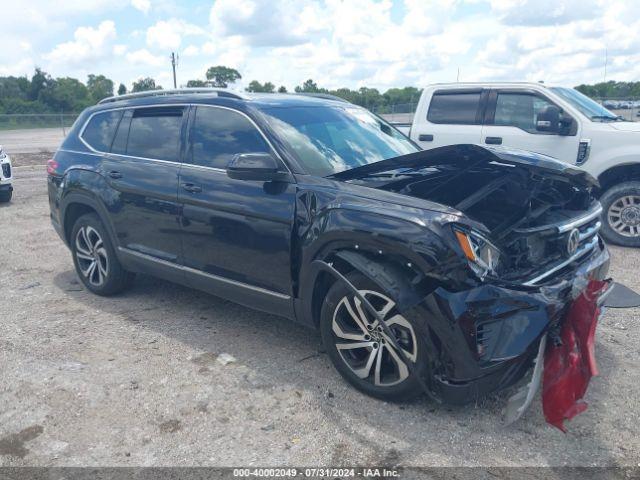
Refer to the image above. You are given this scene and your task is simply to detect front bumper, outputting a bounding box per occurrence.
[406,238,610,405]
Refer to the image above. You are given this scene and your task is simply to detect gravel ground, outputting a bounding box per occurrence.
[1,163,640,468]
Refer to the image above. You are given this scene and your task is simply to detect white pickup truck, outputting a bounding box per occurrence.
[396,82,640,247]
[0,145,12,203]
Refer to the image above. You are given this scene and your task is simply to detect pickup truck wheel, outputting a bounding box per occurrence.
[600,181,640,247]
[0,190,11,203]
[320,272,428,401]
[71,213,134,296]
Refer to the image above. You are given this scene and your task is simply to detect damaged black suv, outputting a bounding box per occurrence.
[48,89,609,406]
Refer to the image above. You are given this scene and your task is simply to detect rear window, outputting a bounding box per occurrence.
[81,110,123,152]
[126,107,184,161]
[427,91,481,124]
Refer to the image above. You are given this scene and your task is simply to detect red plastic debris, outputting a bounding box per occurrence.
[542,279,610,432]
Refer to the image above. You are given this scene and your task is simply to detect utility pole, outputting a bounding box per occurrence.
[170,52,178,88]
[603,46,608,82]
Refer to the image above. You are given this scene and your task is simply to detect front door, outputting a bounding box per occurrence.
[178,105,296,310]
[481,90,580,163]
[101,106,185,267]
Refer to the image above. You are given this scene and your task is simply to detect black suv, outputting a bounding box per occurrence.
[48,89,609,405]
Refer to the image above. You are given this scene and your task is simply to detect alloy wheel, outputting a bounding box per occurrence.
[75,226,109,286]
[332,290,418,387]
[607,195,640,238]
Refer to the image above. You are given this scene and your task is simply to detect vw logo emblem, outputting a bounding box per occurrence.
[566,228,580,257]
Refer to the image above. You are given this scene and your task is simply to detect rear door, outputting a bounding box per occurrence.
[481,89,580,162]
[413,89,485,149]
[178,105,296,309]
[100,105,185,270]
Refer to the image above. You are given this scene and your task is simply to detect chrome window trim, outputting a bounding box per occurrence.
[118,247,291,300]
[77,102,292,175]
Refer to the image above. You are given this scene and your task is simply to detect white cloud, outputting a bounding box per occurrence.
[146,19,204,50]
[126,48,165,66]
[44,20,117,66]
[182,45,200,56]
[131,0,151,14]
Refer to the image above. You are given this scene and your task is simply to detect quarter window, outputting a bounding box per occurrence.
[493,93,556,133]
[126,107,184,161]
[191,107,270,169]
[427,92,482,124]
[81,110,123,152]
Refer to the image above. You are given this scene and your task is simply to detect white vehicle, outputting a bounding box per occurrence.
[397,83,640,247]
[0,145,12,203]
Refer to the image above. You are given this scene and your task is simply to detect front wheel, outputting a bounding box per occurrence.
[320,272,429,401]
[0,189,12,203]
[600,181,640,247]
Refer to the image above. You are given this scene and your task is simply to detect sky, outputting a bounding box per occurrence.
[2,0,639,92]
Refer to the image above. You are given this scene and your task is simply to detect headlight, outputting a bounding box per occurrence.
[453,227,501,279]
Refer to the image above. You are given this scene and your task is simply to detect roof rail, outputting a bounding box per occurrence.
[98,88,247,105]
[294,92,351,103]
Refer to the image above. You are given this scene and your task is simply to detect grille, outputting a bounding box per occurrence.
[1,163,10,178]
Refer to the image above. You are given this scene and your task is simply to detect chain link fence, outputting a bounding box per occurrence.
[0,113,81,134]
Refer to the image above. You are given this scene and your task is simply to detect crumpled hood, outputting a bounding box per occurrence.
[331,144,598,188]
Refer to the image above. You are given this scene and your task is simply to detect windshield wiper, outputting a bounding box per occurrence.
[591,115,622,122]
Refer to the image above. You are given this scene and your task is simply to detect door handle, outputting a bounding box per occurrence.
[108,170,123,179]
[418,134,434,142]
[485,136,503,145]
[181,182,202,193]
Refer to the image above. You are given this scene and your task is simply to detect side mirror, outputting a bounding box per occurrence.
[226,153,289,182]
[536,105,560,133]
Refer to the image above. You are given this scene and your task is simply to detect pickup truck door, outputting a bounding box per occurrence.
[178,105,296,315]
[412,89,484,150]
[480,89,580,163]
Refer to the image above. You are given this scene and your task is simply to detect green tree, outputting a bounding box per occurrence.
[186,79,207,87]
[205,66,241,88]
[278,85,287,93]
[87,74,114,102]
[29,67,54,101]
[295,79,324,93]
[132,77,161,92]
[39,77,90,112]
[246,80,275,93]
[117,83,127,95]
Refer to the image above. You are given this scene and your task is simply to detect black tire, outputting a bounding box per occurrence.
[320,272,429,401]
[600,181,640,248]
[0,190,12,203]
[70,213,134,296]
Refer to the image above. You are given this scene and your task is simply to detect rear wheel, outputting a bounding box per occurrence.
[600,182,640,247]
[320,272,429,401]
[71,213,134,295]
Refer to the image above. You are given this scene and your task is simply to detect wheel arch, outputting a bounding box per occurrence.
[597,163,640,194]
[60,191,118,249]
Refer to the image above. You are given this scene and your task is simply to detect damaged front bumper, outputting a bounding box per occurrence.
[404,238,610,409]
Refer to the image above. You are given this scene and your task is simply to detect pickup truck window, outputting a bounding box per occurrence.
[550,87,620,122]
[261,106,416,176]
[494,93,554,133]
[427,92,481,124]
[191,107,270,169]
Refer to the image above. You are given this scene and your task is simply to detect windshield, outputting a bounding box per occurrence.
[260,105,418,176]
[550,87,621,122]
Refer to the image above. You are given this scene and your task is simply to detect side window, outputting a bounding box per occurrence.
[126,107,184,161]
[427,92,482,124]
[493,93,555,133]
[81,110,123,152]
[111,109,132,155]
[191,107,270,169]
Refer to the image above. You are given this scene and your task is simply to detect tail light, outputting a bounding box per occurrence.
[47,158,59,175]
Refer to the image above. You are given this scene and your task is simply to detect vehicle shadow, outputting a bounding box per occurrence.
[52,268,618,465]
